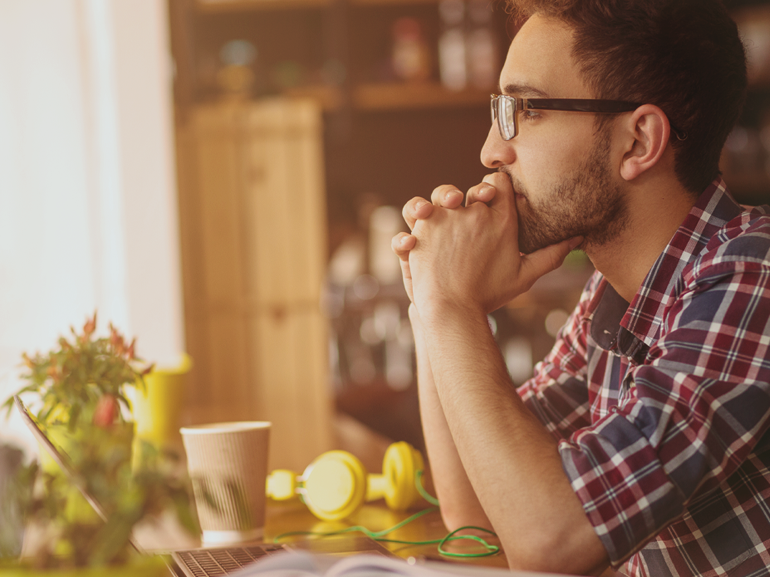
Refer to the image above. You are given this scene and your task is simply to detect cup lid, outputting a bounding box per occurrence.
[180,421,271,434]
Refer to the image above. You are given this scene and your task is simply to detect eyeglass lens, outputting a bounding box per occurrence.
[491,95,516,141]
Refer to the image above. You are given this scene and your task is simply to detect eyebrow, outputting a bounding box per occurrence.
[500,83,551,98]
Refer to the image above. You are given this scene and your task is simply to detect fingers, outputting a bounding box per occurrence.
[403,180,497,226]
[430,185,464,208]
[402,185,463,230]
[391,232,415,260]
[519,237,583,292]
[465,182,497,206]
[402,197,434,231]
[481,172,515,212]
[392,232,416,303]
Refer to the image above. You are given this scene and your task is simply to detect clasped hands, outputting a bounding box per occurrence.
[391,172,582,318]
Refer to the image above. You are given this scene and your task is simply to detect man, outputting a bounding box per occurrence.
[392,1,770,575]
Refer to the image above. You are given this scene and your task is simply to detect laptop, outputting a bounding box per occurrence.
[14,395,396,577]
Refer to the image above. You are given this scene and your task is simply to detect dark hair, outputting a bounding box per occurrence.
[507,0,747,193]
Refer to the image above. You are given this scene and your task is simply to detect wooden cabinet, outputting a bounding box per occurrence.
[175,98,334,470]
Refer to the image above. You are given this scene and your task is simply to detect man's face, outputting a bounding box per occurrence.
[480,14,628,254]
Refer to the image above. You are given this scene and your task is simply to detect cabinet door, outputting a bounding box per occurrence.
[177,98,333,471]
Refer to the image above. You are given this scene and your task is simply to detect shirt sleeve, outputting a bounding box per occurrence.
[517,271,602,441]
[558,253,770,565]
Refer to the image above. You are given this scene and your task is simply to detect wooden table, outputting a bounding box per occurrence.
[264,501,508,568]
[137,500,509,571]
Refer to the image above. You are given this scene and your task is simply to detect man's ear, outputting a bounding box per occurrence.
[619,104,670,182]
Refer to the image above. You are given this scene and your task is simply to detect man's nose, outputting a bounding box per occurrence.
[480,123,515,169]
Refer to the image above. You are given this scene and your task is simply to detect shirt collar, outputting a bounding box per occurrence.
[588,177,743,355]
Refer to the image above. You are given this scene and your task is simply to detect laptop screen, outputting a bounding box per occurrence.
[14,395,123,539]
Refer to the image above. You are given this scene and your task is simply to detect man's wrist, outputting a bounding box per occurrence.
[414,296,487,329]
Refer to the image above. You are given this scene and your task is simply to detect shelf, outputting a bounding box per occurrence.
[196,0,331,13]
[196,0,443,10]
[349,0,442,5]
[353,82,491,110]
[191,83,492,114]
[284,85,344,111]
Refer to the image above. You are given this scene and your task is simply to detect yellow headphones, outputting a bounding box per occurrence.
[266,441,425,521]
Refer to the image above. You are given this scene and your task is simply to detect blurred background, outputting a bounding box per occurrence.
[1,0,769,473]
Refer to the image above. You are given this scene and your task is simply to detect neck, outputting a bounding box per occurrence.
[585,174,697,303]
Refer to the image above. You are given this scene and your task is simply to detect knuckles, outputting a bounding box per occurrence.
[402,196,430,228]
[431,184,463,207]
[391,232,415,255]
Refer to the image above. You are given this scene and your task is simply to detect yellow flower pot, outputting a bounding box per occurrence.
[131,354,192,451]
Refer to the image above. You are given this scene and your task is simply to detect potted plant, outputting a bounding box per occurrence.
[2,312,148,433]
[3,313,148,524]
[0,314,199,574]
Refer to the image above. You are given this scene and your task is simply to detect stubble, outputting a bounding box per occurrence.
[503,130,629,255]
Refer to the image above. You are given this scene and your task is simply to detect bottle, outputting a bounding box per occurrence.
[438,0,467,90]
[466,0,498,90]
[216,39,258,98]
[392,18,431,82]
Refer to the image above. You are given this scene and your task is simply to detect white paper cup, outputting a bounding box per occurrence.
[181,422,271,545]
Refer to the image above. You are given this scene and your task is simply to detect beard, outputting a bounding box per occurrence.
[501,129,629,255]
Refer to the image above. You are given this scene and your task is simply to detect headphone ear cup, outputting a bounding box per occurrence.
[301,451,368,521]
[266,469,299,501]
[381,442,425,511]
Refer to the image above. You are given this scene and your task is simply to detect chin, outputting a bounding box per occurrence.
[517,235,541,255]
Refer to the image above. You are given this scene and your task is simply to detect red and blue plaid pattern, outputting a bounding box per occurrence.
[518,178,770,576]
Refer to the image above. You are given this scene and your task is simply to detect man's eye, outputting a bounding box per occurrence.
[521,109,540,121]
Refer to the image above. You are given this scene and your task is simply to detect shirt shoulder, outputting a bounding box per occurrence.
[710,204,769,248]
[683,205,770,284]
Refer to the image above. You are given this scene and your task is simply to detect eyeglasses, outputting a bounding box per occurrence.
[490,94,641,141]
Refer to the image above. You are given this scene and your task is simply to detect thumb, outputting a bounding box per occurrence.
[518,237,583,291]
[481,172,515,214]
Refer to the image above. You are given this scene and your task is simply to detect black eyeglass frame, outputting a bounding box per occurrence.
[490,94,687,141]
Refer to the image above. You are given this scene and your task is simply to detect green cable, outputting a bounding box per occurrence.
[274,511,499,557]
[274,510,498,556]
[438,526,499,558]
[274,469,499,558]
[273,506,437,543]
[413,469,498,556]
[415,470,440,506]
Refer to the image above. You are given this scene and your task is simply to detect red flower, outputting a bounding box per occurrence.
[126,338,136,360]
[93,394,119,428]
[109,323,125,355]
[83,312,97,338]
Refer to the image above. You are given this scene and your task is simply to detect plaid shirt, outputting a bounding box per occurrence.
[518,178,770,576]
